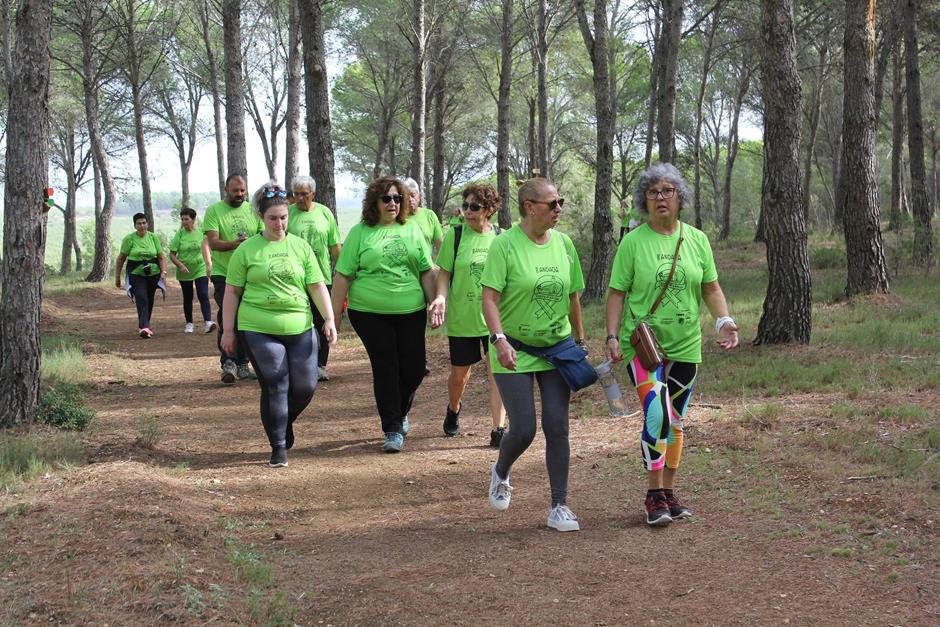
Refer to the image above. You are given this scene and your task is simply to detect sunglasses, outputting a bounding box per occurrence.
[462,202,487,213]
[381,194,403,204]
[263,189,288,199]
[529,197,565,210]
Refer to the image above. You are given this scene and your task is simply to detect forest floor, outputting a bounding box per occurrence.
[2,274,939,625]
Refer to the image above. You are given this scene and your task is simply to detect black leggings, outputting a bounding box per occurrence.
[129,273,160,329]
[180,276,212,323]
[348,308,427,434]
[211,275,248,367]
[240,329,318,449]
[494,369,572,507]
[311,284,332,368]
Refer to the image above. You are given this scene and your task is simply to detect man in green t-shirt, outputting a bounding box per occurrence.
[401,177,443,256]
[287,174,342,381]
[204,174,262,383]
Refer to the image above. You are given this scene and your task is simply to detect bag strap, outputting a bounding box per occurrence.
[505,334,575,358]
[647,223,684,317]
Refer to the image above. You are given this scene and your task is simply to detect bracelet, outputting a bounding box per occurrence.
[716,316,735,333]
[605,334,619,343]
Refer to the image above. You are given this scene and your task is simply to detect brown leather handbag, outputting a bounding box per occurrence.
[629,225,684,370]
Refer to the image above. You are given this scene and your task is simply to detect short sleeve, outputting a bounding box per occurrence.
[203,206,219,234]
[435,227,456,272]
[609,237,635,292]
[119,234,132,255]
[480,237,508,292]
[700,233,719,283]
[334,224,362,278]
[432,213,443,243]
[150,233,163,254]
[327,211,340,247]
[414,231,432,272]
[169,230,181,254]
[226,245,247,288]
[563,234,584,293]
[301,239,326,285]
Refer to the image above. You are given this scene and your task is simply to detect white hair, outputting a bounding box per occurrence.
[291,174,316,193]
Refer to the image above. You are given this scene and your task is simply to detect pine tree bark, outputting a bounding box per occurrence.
[903,0,932,265]
[496,0,514,229]
[692,12,719,230]
[431,70,446,219]
[223,0,247,178]
[536,0,549,177]
[284,0,302,189]
[720,61,749,241]
[300,0,336,215]
[120,0,154,229]
[0,0,53,427]
[754,0,811,345]
[841,0,889,295]
[656,0,682,164]
[801,43,827,227]
[576,0,616,300]
[644,10,661,168]
[409,0,426,185]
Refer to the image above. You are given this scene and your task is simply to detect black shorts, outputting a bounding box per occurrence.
[448,335,489,366]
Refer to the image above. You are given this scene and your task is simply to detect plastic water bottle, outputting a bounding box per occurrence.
[595,360,628,417]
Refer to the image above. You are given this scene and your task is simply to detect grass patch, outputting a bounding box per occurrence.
[135,411,163,449]
[0,431,87,491]
[226,545,272,587]
[40,334,87,385]
[36,382,94,431]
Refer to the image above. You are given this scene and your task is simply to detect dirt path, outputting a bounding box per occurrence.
[2,284,938,625]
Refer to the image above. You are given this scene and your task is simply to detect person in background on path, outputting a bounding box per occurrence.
[331,176,436,454]
[401,177,443,257]
[605,162,739,526]
[428,183,507,446]
[444,204,464,231]
[287,175,342,382]
[205,174,261,384]
[221,182,336,468]
[115,213,167,339]
[169,207,216,334]
[482,178,586,532]
[618,198,640,241]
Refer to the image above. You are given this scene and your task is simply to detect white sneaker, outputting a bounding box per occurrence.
[547,505,580,532]
[204,320,217,333]
[184,323,194,333]
[488,464,512,511]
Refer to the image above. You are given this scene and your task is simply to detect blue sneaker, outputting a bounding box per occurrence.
[382,432,404,453]
[400,416,410,436]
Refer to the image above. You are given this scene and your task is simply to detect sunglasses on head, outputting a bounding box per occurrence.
[263,189,288,199]
[462,202,486,212]
[381,194,403,204]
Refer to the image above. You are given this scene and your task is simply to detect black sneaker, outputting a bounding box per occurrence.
[269,446,288,468]
[645,492,672,526]
[663,489,692,519]
[489,426,506,448]
[443,404,460,437]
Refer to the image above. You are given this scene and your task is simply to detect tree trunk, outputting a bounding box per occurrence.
[720,63,749,241]
[0,0,53,427]
[644,10,661,168]
[200,0,225,196]
[889,50,904,234]
[284,0,302,189]
[576,0,616,300]
[801,43,827,227]
[754,0,812,345]
[692,12,719,230]
[656,0,682,164]
[409,0,426,185]
[431,71,446,219]
[123,0,153,229]
[527,95,537,176]
[223,0,247,178]
[60,129,78,274]
[1,0,11,83]
[300,0,336,215]
[536,0,549,177]
[496,0,514,229]
[841,0,889,296]
[904,0,932,265]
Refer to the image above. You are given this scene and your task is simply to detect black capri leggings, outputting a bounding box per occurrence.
[179,276,212,323]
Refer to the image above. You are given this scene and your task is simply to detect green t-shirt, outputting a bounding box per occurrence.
[335,220,432,314]
[287,202,340,285]
[225,233,325,335]
[411,206,443,250]
[480,226,584,374]
[120,231,162,276]
[436,224,499,337]
[445,215,464,230]
[608,222,718,364]
[169,228,207,281]
[203,200,262,277]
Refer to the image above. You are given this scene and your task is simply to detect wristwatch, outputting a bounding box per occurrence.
[489,333,507,345]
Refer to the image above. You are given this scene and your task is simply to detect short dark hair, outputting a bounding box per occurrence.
[362,176,410,227]
[180,207,197,220]
[225,173,246,187]
[132,212,147,224]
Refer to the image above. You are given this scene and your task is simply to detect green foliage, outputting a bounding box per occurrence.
[37,383,94,431]
[0,432,87,491]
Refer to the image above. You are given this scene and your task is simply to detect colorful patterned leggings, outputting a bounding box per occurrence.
[627,359,698,472]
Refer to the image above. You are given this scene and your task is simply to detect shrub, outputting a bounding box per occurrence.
[810,246,844,270]
[37,382,94,431]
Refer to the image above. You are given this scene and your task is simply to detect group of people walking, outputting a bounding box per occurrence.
[114,163,739,529]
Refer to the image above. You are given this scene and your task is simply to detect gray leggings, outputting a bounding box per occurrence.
[494,369,571,507]
[240,329,318,449]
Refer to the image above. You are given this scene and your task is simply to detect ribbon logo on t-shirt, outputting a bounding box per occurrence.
[532,274,564,319]
[654,262,687,309]
[382,237,407,266]
[467,253,487,299]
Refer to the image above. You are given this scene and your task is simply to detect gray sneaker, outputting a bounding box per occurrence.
[236,364,256,380]
[488,464,512,511]
[546,505,580,532]
[221,360,236,384]
[317,366,329,381]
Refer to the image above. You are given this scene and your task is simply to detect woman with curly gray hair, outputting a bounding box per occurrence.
[605,163,739,525]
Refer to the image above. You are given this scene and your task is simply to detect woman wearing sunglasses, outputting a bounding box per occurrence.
[221,182,336,468]
[482,178,586,532]
[428,183,507,446]
[331,176,436,453]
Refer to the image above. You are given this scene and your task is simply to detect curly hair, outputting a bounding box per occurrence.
[251,181,289,217]
[633,163,692,216]
[461,183,500,219]
[361,176,410,227]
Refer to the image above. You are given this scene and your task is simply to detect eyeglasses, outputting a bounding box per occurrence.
[263,189,288,199]
[462,202,486,213]
[528,197,565,210]
[292,191,310,197]
[381,194,403,204]
[645,187,677,200]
